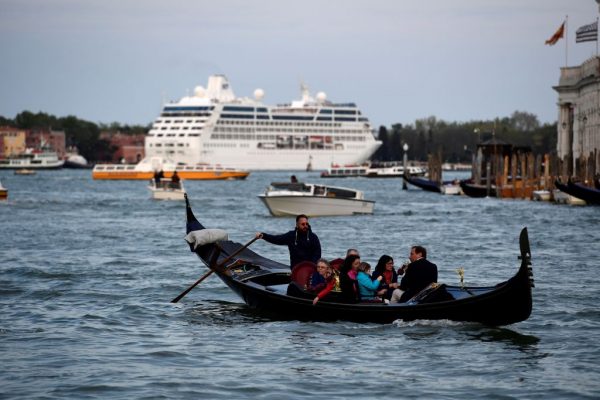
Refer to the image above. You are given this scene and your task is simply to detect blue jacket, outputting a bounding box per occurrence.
[356,271,381,300]
[261,228,321,269]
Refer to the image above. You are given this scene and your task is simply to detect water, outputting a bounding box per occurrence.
[1,169,599,399]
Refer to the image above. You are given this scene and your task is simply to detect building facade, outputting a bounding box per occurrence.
[0,127,27,157]
[553,56,600,172]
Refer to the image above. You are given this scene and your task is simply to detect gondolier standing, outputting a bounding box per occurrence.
[256,214,321,269]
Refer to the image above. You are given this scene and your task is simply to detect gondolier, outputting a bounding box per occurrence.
[256,214,321,269]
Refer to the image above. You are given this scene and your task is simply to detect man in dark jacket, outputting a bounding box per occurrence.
[399,245,438,302]
[256,214,321,269]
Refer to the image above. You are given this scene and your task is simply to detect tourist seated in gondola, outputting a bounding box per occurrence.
[339,254,361,303]
[372,255,400,301]
[310,259,337,305]
[356,262,387,302]
[394,245,438,303]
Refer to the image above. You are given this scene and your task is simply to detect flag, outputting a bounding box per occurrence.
[545,22,565,45]
[576,21,598,43]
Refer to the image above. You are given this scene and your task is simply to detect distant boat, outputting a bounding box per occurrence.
[92,156,249,180]
[14,169,36,175]
[0,150,63,169]
[148,178,186,201]
[552,180,586,205]
[258,182,375,217]
[0,180,7,200]
[63,154,93,169]
[321,162,426,178]
[532,190,551,201]
[460,181,497,198]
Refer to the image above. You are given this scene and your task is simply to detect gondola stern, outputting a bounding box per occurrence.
[518,227,534,288]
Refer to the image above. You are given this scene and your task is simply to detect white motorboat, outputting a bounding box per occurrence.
[148,178,186,200]
[532,190,551,201]
[441,182,462,195]
[258,182,375,217]
[552,189,586,205]
[0,180,7,200]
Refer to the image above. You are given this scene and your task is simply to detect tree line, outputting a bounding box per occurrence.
[1,110,557,163]
[373,111,557,163]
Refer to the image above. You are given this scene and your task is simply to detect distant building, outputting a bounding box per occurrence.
[0,126,27,157]
[100,131,145,163]
[553,56,600,171]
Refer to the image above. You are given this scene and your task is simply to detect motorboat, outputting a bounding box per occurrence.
[0,180,7,200]
[532,190,551,201]
[148,178,186,200]
[177,195,535,326]
[258,182,375,217]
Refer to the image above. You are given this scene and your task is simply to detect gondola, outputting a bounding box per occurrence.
[181,195,534,326]
[403,176,441,193]
[459,180,496,198]
[564,180,600,205]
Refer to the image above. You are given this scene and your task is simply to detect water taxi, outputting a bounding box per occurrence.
[258,182,375,217]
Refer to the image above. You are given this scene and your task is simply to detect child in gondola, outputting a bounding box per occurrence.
[356,262,387,302]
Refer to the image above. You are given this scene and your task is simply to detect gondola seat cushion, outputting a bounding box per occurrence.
[185,229,229,250]
[290,261,317,288]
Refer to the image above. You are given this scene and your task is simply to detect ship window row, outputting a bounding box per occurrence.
[210,133,365,142]
[160,112,212,117]
[155,119,206,124]
[214,126,365,135]
[164,106,214,111]
[204,142,237,148]
[148,143,191,147]
[216,120,345,128]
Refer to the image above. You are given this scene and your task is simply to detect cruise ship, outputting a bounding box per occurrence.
[145,75,382,170]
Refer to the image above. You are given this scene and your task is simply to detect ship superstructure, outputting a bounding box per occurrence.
[145,75,382,170]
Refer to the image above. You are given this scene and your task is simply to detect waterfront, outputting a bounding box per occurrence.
[1,169,599,399]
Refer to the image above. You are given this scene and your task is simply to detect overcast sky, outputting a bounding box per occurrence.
[0,0,598,128]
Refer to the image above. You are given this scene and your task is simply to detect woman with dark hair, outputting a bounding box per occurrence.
[372,255,400,301]
[339,254,361,303]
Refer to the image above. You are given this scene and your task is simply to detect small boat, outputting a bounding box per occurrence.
[553,180,586,205]
[321,162,426,178]
[258,182,375,217]
[0,150,63,169]
[14,169,36,176]
[565,180,600,205]
[180,196,534,325]
[403,176,441,193]
[459,181,497,198]
[63,154,93,169]
[148,178,186,200]
[532,190,551,201]
[0,180,7,200]
[440,182,462,195]
[92,156,249,181]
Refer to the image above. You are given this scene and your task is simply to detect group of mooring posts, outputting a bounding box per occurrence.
[429,138,599,200]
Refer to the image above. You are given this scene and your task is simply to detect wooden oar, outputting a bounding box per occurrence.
[171,236,259,303]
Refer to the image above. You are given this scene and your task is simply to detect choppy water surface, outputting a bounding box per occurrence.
[1,170,599,399]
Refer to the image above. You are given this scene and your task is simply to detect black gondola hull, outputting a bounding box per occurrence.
[183,195,533,326]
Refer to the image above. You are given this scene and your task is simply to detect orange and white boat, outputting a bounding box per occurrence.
[92,157,249,180]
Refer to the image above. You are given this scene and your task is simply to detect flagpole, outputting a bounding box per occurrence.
[565,15,569,67]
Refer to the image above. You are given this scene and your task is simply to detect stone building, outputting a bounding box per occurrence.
[553,56,600,174]
[0,127,27,157]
